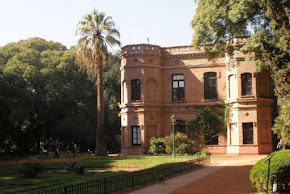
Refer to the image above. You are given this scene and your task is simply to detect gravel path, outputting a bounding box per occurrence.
[129,155,266,194]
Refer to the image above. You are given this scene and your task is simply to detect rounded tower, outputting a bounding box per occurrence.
[119,44,163,155]
[225,37,273,155]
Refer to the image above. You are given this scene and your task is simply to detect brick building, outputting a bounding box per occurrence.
[119,37,273,155]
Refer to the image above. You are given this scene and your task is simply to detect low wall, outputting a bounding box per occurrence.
[205,145,227,155]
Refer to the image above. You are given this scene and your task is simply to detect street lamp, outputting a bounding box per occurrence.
[171,115,176,158]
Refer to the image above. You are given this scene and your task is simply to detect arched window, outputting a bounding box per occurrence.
[172,74,185,101]
[241,73,252,96]
[204,72,217,100]
[175,120,186,133]
[131,79,140,100]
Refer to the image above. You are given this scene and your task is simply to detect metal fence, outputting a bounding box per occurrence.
[39,156,210,194]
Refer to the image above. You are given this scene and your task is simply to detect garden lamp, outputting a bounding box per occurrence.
[171,115,176,158]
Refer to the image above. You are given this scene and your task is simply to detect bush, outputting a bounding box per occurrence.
[164,132,193,154]
[272,101,290,145]
[148,137,166,154]
[63,161,85,174]
[18,162,45,178]
[196,149,211,156]
[250,150,290,193]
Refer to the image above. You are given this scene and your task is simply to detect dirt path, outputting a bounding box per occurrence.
[129,155,265,194]
[171,163,254,194]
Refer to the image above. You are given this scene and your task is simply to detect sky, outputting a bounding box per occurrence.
[0,0,197,51]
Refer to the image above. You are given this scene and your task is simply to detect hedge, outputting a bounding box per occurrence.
[250,150,290,193]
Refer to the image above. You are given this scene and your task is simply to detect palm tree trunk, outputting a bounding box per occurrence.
[96,58,107,155]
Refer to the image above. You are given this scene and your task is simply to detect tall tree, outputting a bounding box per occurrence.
[75,10,120,155]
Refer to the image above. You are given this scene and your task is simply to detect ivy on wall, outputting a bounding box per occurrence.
[187,103,227,146]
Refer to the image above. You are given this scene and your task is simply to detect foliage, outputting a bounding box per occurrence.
[63,161,85,174]
[75,9,120,155]
[191,0,290,101]
[250,150,290,193]
[18,162,45,178]
[272,102,290,145]
[148,137,166,154]
[187,105,226,145]
[196,149,211,156]
[75,9,121,79]
[0,38,121,154]
[164,132,193,154]
[224,102,232,124]
[0,38,97,153]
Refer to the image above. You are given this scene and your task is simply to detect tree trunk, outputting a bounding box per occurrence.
[95,58,107,155]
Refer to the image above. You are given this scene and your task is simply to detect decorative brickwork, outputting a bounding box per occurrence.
[119,37,273,155]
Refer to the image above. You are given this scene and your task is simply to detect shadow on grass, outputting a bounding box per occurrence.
[0,156,205,193]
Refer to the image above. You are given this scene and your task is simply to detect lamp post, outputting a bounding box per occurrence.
[264,153,275,194]
[171,115,176,158]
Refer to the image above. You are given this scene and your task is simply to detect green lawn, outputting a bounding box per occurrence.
[0,155,200,193]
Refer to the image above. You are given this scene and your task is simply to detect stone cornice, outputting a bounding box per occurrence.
[119,101,223,109]
[121,63,226,70]
[120,52,161,59]
[162,63,226,69]
[162,53,207,59]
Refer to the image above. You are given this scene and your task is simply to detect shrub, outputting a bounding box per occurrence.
[250,150,290,193]
[18,162,45,178]
[148,137,166,154]
[196,149,211,156]
[187,105,226,146]
[164,132,193,154]
[63,161,85,174]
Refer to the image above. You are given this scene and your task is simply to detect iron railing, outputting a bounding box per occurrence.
[39,155,210,194]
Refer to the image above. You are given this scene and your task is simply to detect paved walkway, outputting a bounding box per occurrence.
[129,155,266,194]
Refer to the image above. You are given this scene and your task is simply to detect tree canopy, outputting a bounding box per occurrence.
[0,38,121,154]
[188,105,226,146]
[272,102,290,145]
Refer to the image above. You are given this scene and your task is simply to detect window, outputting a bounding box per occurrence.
[204,72,217,100]
[228,74,234,99]
[131,79,140,101]
[175,120,186,133]
[243,123,253,144]
[122,127,126,147]
[205,135,218,145]
[172,74,185,101]
[132,126,141,146]
[241,73,252,96]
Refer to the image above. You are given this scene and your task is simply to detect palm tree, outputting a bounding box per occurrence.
[75,9,120,155]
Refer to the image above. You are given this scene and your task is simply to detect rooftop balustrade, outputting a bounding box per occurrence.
[121,44,161,54]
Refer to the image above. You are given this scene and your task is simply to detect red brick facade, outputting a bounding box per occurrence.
[119,37,273,155]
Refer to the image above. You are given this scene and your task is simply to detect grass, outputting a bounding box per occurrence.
[0,155,201,193]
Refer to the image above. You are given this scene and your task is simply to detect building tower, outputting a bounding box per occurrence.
[225,37,273,154]
[119,44,163,155]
